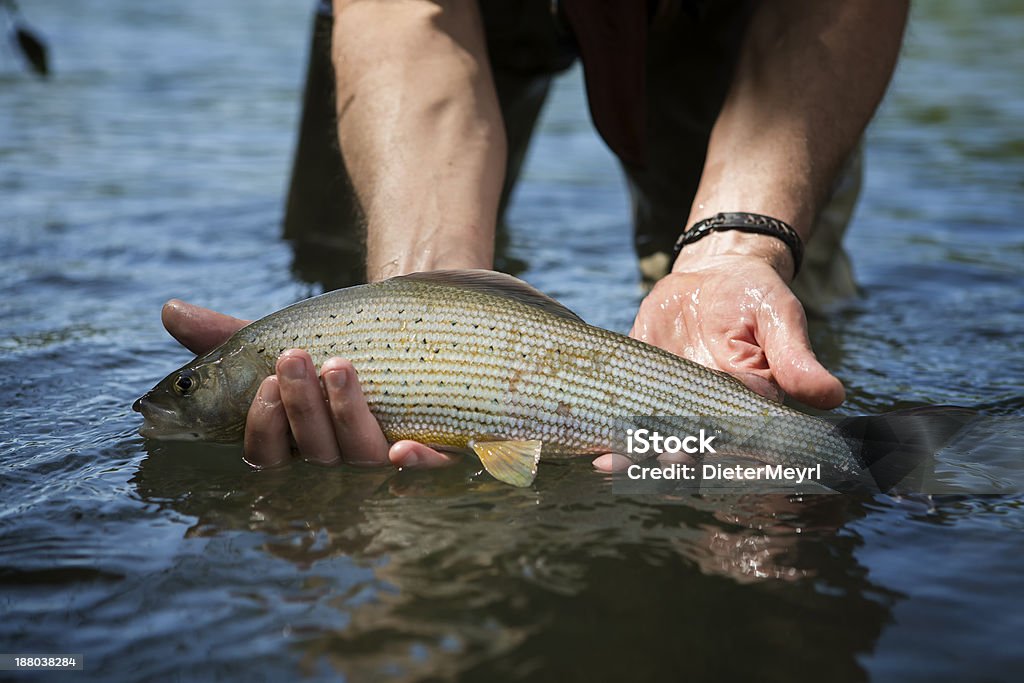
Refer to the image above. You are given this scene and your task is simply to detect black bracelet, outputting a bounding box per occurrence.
[671,212,804,276]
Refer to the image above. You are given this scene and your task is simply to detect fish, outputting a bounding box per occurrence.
[134,270,969,489]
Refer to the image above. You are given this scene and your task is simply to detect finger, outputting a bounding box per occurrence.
[320,357,391,466]
[277,350,341,465]
[592,453,633,472]
[389,440,458,469]
[758,296,845,409]
[730,371,785,403]
[242,376,292,469]
[162,299,251,355]
[656,451,698,465]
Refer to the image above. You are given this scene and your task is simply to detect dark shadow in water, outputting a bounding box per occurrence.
[132,441,903,681]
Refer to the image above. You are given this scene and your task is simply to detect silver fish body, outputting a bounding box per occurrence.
[135,270,861,485]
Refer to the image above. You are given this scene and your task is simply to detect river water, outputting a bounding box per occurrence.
[1,1,1022,681]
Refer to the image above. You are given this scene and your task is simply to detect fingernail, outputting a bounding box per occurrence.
[324,367,347,391]
[258,377,281,407]
[279,356,306,381]
[390,443,421,469]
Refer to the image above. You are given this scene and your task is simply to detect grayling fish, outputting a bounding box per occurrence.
[134,270,963,488]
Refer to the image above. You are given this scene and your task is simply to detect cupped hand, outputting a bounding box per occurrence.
[628,255,845,407]
[593,253,845,474]
[160,299,455,471]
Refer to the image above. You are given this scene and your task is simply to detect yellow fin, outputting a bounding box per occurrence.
[470,439,542,487]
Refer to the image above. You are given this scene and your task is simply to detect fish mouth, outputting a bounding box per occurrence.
[134,395,204,441]
[138,423,204,441]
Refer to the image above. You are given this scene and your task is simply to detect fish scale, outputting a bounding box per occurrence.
[240,274,854,469]
[136,270,863,486]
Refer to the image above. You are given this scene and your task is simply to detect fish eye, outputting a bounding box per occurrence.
[173,372,196,395]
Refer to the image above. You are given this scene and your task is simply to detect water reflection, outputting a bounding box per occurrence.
[132,442,902,679]
[1,0,1020,677]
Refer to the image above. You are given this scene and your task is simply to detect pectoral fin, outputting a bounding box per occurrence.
[470,439,542,487]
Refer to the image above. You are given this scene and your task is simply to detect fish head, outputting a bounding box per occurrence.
[133,344,269,443]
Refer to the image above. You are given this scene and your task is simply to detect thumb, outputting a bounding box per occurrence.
[161,299,250,355]
[758,296,845,409]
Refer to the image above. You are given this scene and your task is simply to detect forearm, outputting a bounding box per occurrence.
[332,0,506,281]
[677,0,908,280]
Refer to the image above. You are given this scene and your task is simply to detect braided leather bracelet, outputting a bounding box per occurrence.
[670,212,804,276]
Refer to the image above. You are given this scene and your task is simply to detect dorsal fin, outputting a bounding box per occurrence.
[394,269,585,323]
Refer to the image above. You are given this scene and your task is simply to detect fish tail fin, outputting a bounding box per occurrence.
[836,405,976,492]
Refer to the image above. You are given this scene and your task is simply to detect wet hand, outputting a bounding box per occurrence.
[593,252,844,474]
[160,300,455,471]
[628,255,845,408]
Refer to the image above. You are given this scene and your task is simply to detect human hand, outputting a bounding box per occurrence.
[592,238,844,474]
[160,299,455,471]
[628,255,845,408]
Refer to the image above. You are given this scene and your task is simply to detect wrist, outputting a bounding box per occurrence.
[671,229,796,282]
